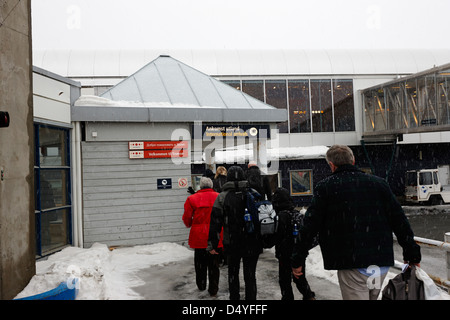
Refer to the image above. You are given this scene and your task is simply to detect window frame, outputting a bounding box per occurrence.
[34,123,72,257]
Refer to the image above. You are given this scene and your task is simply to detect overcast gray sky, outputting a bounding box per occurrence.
[31,0,450,51]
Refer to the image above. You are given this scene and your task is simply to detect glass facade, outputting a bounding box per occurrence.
[333,79,355,131]
[363,66,450,133]
[242,80,264,102]
[265,80,288,133]
[311,80,333,132]
[223,78,355,134]
[288,80,311,133]
[35,124,72,256]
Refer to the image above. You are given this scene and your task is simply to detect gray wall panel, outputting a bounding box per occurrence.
[81,141,191,248]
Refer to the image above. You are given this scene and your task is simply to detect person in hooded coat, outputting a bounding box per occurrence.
[272,187,316,300]
[183,177,222,296]
[208,165,263,300]
[246,162,272,201]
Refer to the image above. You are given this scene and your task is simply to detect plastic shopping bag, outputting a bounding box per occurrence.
[415,266,450,300]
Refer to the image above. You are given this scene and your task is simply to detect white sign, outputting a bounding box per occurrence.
[129,151,144,159]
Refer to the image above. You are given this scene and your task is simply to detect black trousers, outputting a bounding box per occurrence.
[227,252,259,300]
[194,248,221,295]
[278,257,315,300]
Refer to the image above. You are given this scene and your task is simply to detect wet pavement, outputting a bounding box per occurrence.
[132,248,342,300]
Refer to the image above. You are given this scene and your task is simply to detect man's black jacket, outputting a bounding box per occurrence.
[291,164,421,270]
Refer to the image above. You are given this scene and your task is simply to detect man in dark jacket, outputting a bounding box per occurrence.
[208,166,262,300]
[291,145,421,300]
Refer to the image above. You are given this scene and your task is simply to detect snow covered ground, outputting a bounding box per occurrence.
[14,241,449,301]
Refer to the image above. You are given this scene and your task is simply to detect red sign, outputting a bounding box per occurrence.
[129,141,188,150]
[128,141,188,159]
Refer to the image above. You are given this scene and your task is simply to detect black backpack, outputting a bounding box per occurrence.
[244,188,278,248]
[285,208,319,249]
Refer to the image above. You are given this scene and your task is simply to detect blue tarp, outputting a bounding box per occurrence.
[15,278,79,300]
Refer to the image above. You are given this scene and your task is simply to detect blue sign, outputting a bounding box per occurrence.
[157,178,172,189]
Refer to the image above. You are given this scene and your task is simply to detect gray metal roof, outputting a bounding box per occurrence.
[72,55,287,123]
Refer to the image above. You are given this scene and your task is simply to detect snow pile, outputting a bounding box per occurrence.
[15,242,192,300]
[213,145,328,163]
[75,95,218,108]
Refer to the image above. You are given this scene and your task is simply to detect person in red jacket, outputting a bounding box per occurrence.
[183,176,222,296]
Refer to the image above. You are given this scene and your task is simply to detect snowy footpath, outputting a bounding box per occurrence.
[14,242,340,300]
[14,242,450,301]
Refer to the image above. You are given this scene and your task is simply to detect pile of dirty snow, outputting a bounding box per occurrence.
[14,242,192,300]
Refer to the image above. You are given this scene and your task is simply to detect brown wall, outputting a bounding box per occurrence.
[0,0,36,299]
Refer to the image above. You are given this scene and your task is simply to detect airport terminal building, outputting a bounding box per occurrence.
[32,49,450,253]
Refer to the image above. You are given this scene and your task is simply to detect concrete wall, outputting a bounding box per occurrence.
[0,0,35,299]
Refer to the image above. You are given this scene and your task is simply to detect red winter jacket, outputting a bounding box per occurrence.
[183,188,223,249]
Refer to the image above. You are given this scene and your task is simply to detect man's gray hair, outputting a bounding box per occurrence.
[326,145,355,167]
[199,176,213,189]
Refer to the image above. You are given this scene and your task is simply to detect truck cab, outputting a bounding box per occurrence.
[405,168,450,205]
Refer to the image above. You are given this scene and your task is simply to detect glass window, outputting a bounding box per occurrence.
[433,172,439,185]
[333,79,355,131]
[266,80,288,133]
[419,75,437,126]
[363,91,376,132]
[35,124,71,256]
[39,208,71,254]
[222,80,241,91]
[40,170,70,210]
[419,172,433,185]
[385,84,402,130]
[288,80,311,133]
[310,80,333,132]
[290,170,313,196]
[39,126,68,166]
[398,82,409,129]
[242,80,264,102]
[374,88,387,131]
[406,79,419,128]
[437,69,450,126]
[362,67,450,133]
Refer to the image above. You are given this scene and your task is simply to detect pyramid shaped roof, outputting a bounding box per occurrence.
[72,55,287,123]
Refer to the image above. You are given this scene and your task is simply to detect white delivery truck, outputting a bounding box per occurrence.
[404,165,450,205]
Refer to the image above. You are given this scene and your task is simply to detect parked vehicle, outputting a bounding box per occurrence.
[404,166,450,205]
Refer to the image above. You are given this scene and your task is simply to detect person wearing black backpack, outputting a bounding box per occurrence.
[208,166,263,300]
[272,188,316,300]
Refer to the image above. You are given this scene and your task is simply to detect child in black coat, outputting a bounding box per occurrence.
[272,188,316,300]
